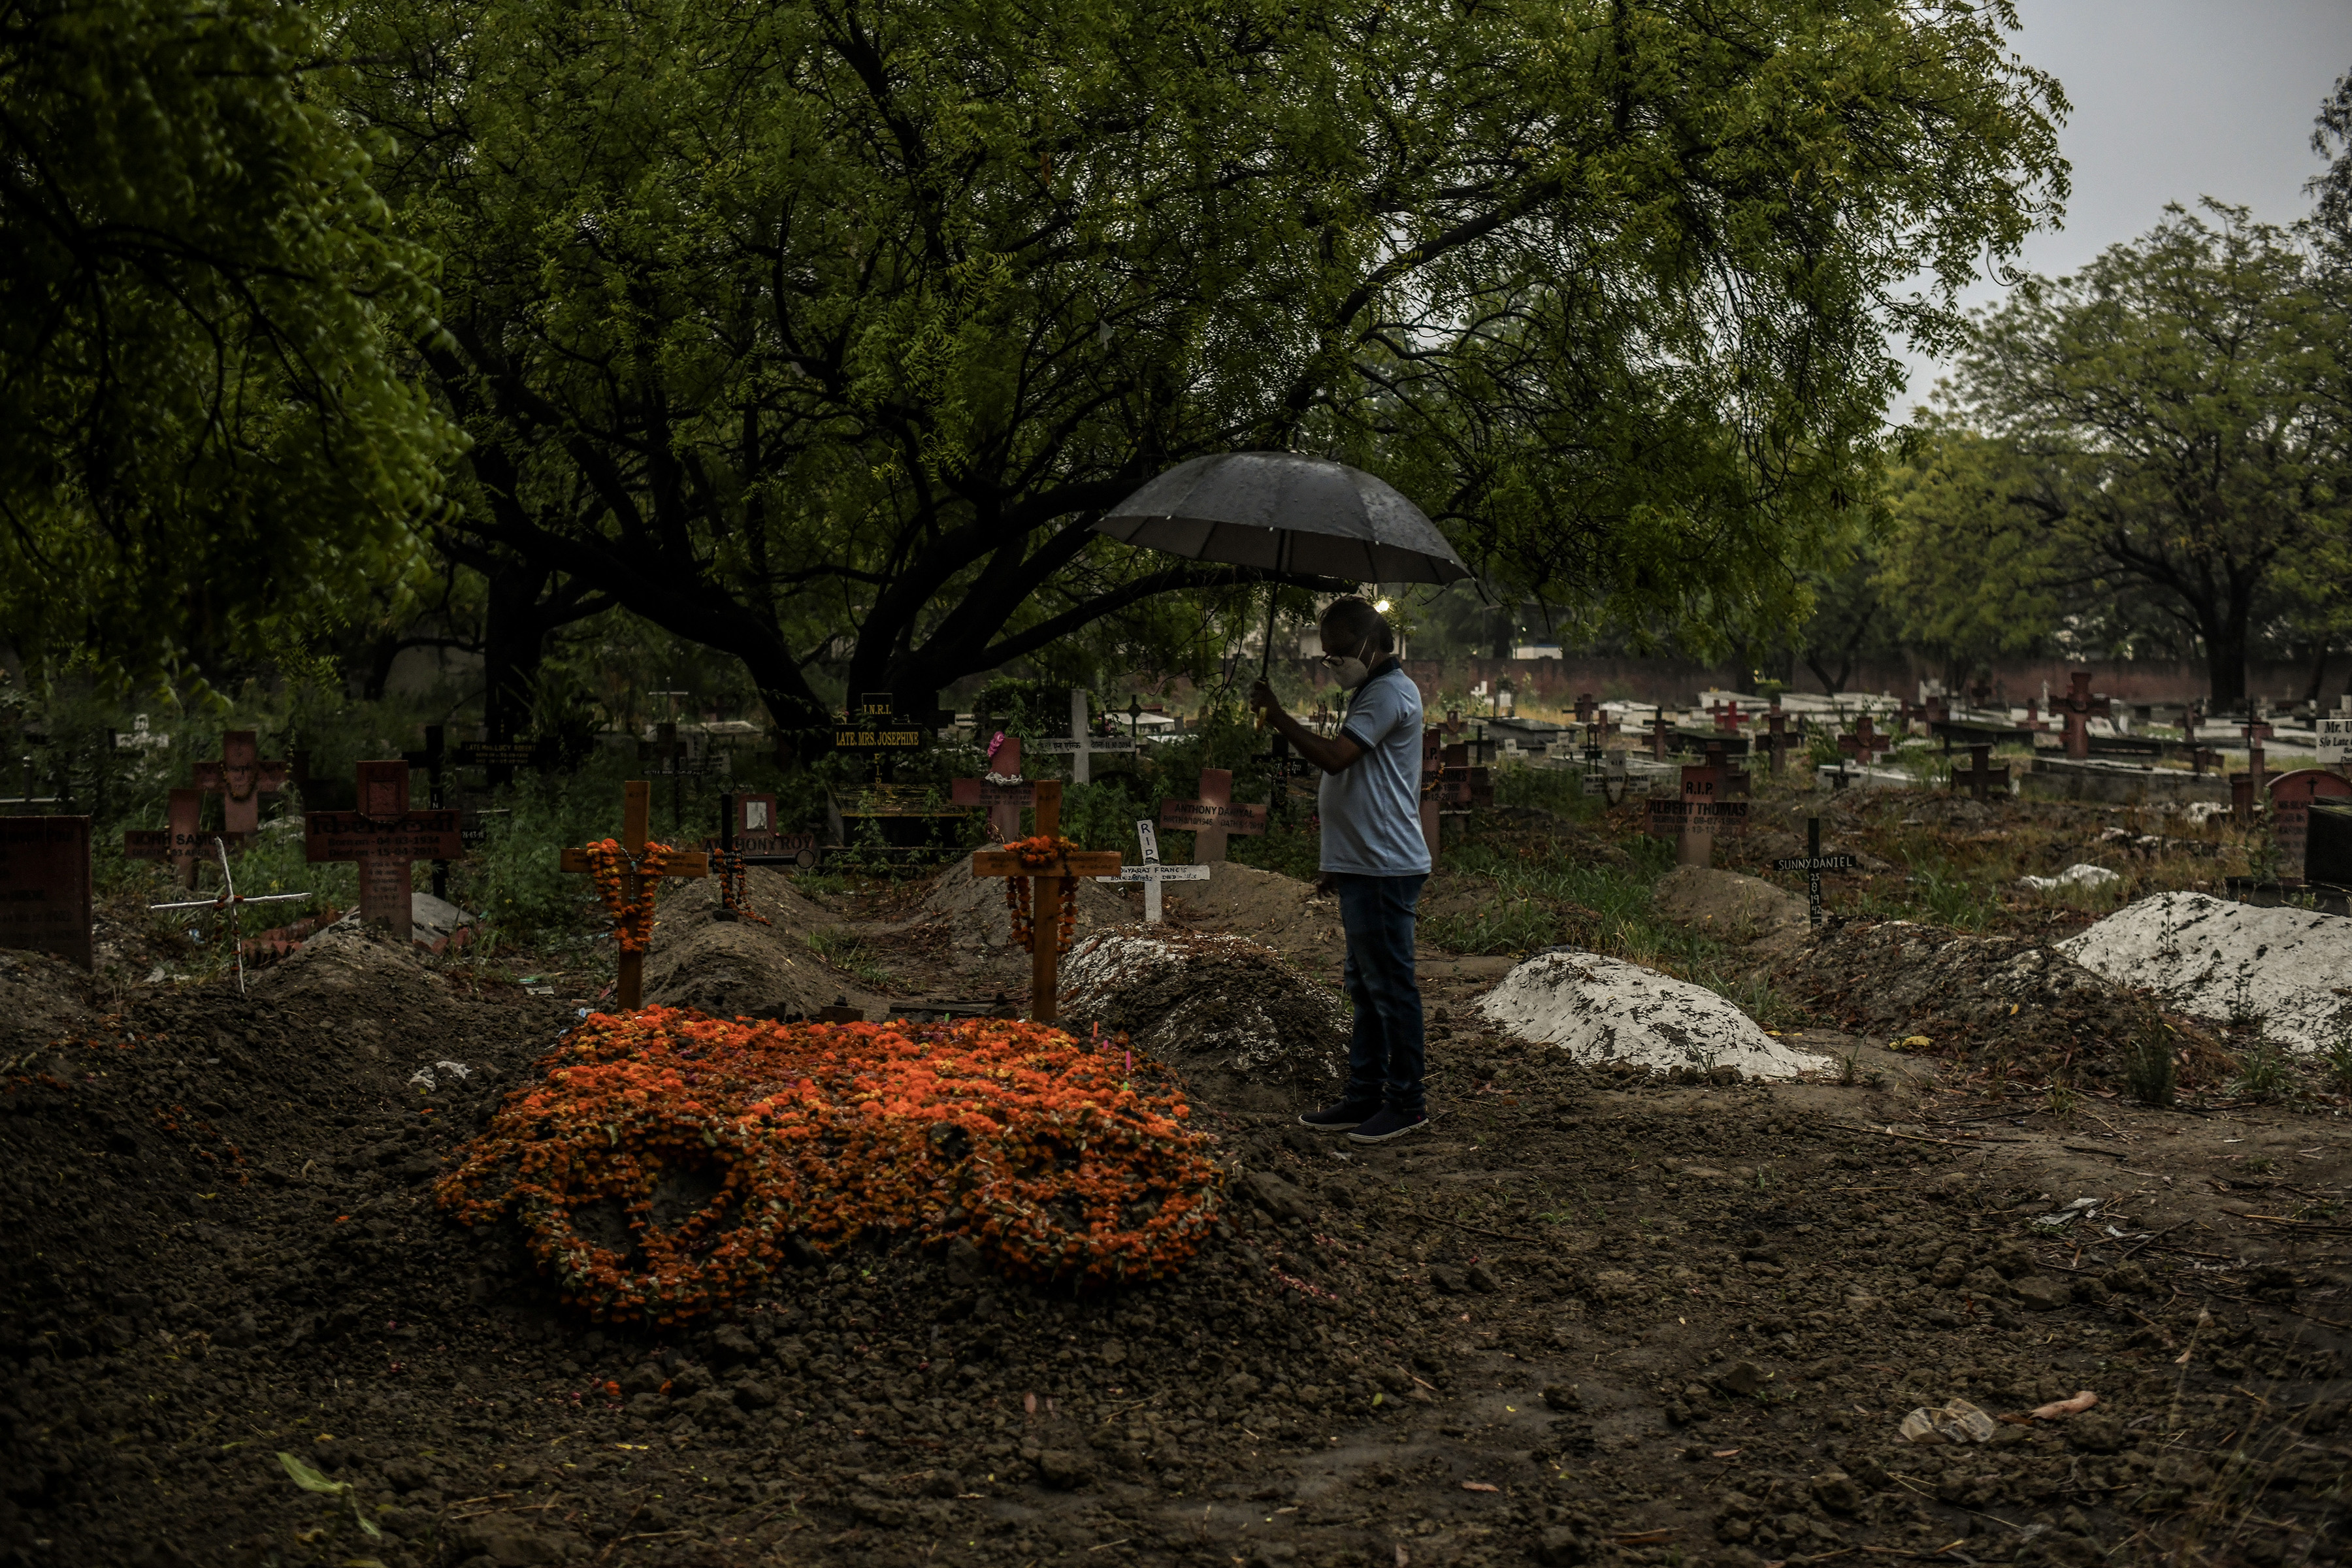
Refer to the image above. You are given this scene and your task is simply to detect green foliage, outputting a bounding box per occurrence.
[2323,1030,2352,1098]
[1899,204,2352,703]
[338,0,2066,721]
[0,0,457,693]
[2124,1013,2180,1109]
[2229,1031,2296,1103]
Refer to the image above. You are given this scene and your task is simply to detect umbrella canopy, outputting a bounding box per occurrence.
[1096,451,1471,584]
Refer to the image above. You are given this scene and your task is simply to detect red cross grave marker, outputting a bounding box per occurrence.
[191,730,289,838]
[306,760,466,945]
[971,780,1120,1022]
[1160,768,1267,863]
[2056,672,2110,762]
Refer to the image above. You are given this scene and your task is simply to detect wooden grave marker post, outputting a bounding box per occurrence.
[1573,693,1598,727]
[1098,819,1209,923]
[305,760,466,946]
[971,780,1120,1022]
[1160,768,1267,863]
[1712,701,1744,736]
[2056,672,2110,762]
[191,730,289,838]
[2266,768,2352,883]
[0,817,92,969]
[122,788,208,887]
[1648,760,1747,866]
[1648,708,1673,761]
[1952,743,2011,800]
[557,780,710,1009]
[1761,710,1790,776]
[1774,817,1857,926]
[951,734,1034,841]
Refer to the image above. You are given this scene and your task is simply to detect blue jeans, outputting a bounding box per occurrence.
[1330,872,1428,1113]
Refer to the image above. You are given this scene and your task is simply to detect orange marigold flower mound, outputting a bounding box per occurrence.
[434,1008,1223,1324]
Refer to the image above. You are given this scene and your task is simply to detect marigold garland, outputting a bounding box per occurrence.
[434,1007,1223,1324]
[582,839,672,953]
[1002,834,1079,956]
[710,850,772,926]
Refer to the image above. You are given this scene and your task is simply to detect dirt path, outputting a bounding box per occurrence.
[0,862,2346,1567]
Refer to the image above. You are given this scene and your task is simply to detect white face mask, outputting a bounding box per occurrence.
[1323,634,1376,689]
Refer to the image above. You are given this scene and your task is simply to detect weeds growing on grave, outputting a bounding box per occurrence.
[2124,1011,2180,1107]
[2229,1030,2296,1102]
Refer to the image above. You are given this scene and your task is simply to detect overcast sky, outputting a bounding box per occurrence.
[1895,0,2352,416]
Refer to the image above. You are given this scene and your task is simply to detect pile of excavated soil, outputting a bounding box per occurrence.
[1651,866,1809,946]
[915,853,1133,953]
[643,864,847,1019]
[0,951,97,1062]
[1773,919,2230,1087]
[1160,861,1330,952]
[2059,891,2352,1053]
[1058,930,1348,1109]
[1477,948,1829,1079]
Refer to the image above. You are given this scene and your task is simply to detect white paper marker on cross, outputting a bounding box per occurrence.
[1098,819,1209,922]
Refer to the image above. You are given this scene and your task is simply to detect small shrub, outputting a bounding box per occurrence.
[2323,1030,2352,1097]
[2229,1031,2295,1102]
[2123,1012,2179,1108]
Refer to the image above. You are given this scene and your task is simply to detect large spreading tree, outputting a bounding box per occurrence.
[1895,204,2351,708]
[0,0,456,691]
[340,0,2065,735]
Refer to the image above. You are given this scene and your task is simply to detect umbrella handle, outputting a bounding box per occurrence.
[1254,581,1279,729]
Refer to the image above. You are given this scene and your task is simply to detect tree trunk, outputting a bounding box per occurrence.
[2304,638,2331,706]
[2204,603,2249,711]
[482,559,553,744]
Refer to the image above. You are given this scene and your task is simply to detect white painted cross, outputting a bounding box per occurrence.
[1024,690,1138,783]
[1098,819,1208,923]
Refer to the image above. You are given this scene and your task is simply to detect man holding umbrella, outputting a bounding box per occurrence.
[1251,596,1430,1143]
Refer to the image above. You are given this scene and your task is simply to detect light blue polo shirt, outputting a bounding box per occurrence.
[1319,662,1431,876]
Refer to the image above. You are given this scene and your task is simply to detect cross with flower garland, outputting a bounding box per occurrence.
[561,780,710,1010]
[972,780,1119,1024]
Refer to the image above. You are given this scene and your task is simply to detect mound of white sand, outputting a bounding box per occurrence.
[2056,891,2352,1052]
[1475,948,1830,1080]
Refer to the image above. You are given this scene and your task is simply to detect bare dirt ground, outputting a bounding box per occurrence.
[1,801,2347,1568]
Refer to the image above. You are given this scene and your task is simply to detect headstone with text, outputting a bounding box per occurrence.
[1161,768,1268,863]
[304,761,465,943]
[122,788,210,888]
[2267,768,2352,884]
[191,730,289,838]
[0,817,91,968]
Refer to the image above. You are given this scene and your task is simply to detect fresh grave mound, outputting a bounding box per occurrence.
[1650,865,1808,943]
[1161,860,1331,952]
[1774,917,2231,1085]
[0,948,95,1056]
[2058,890,2352,1052]
[1056,929,1348,1107]
[436,1007,1220,1323]
[1475,948,1828,1079]
[643,863,841,1019]
[917,851,1131,952]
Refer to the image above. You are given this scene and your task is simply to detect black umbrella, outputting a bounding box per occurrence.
[1096,452,1470,702]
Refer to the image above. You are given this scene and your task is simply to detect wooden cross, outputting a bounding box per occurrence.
[1838,715,1891,766]
[1160,768,1267,863]
[1773,817,1857,926]
[951,734,1032,841]
[1648,708,1673,761]
[191,730,289,838]
[1952,743,2011,800]
[1761,710,1791,776]
[1646,761,1746,866]
[306,760,466,946]
[1712,701,1743,735]
[1098,819,1209,922]
[1024,690,1137,784]
[972,780,1119,1022]
[1573,693,1598,726]
[123,787,206,887]
[2057,672,2110,761]
[557,780,710,1009]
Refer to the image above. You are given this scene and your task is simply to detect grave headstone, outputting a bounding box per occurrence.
[112,715,171,753]
[191,730,289,838]
[557,780,710,1008]
[1773,817,1857,926]
[305,761,466,945]
[1647,761,1746,866]
[972,779,1120,1022]
[0,817,91,969]
[122,788,208,888]
[1761,710,1791,776]
[2266,768,2352,884]
[2056,672,2110,762]
[951,734,1032,841]
[1837,716,1891,766]
[1160,768,1268,863]
[2315,712,2351,768]
[834,693,925,752]
[1098,819,1209,923]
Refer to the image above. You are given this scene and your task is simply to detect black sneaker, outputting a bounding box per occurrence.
[1298,1099,1380,1131]
[1347,1106,1428,1144]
